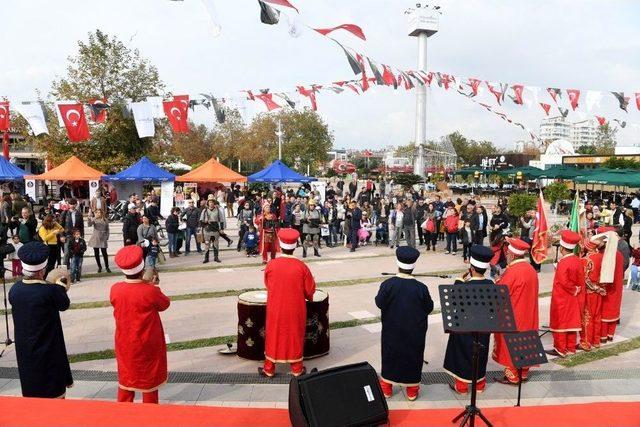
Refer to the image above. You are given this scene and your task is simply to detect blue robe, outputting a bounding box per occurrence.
[443,277,494,383]
[375,274,434,385]
[9,279,73,398]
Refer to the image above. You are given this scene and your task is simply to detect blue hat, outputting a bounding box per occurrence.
[18,242,50,274]
[396,246,420,270]
[469,245,493,269]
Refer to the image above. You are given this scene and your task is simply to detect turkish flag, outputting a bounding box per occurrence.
[596,116,607,126]
[163,95,189,133]
[381,65,398,89]
[89,98,109,123]
[531,191,548,264]
[2,130,9,160]
[255,93,281,111]
[0,101,9,131]
[636,93,640,111]
[296,86,318,111]
[539,103,551,116]
[567,89,580,110]
[356,54,369,92]
[314,24,366,41]
[58,103,91,142]
[511,84,524,105]
[468,78,481,96]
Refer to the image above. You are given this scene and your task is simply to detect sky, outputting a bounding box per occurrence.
[2,0,639,150]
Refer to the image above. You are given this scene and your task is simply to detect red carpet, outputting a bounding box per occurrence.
[0,396,638,426]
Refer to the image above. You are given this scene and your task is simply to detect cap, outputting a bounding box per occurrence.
[115,245,145,275]
[469,245,493,269]
[396,246,420,270]
[18,242,50,273]
[128,203,136,210]
[507,238,530,256]
[559,230,581,250]
[596,226,616,234]
[278,228,300,250]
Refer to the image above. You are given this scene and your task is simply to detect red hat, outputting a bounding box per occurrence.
[596,226,616,234]
[559,230,581,250]
[507,238,530,256]
[278,228,300,250]
[583,238,599,252]
[115,245,145,275]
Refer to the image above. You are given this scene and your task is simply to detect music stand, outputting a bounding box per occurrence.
[439,284,516,427]
[504,330,548,407]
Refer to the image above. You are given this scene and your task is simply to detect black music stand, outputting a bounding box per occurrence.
[439,284,516,427]
[504,330,548,407]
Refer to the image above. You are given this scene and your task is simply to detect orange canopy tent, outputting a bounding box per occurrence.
[26,156,104,180]
[176,158,246,183]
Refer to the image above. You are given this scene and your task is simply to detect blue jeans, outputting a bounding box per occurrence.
[168,233,178,253]
[185,226,201,253]
[70,255,83,281]
[146,255,157,269]
[631,265,639,286]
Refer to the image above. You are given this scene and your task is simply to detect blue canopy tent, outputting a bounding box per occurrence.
[103,156,175,182]
[248,160,314,183]
[0,157,26,180]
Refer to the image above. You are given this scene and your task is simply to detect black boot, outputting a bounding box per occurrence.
[213,248,221,263]
[314,248,321,257]
[203,250,210,264]
[303,247,307,258]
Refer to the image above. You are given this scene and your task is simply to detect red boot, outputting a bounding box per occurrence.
[477,378,486,393]
[451,379,468,394]
[406,386,419,401]
[379,379,393,398]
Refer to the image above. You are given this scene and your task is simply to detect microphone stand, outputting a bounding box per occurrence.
[0,265,12,358]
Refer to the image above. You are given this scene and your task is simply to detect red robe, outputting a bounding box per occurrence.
[493,259,540,367]
[601,251,624,322]
[549,253,584,332]
[255,213,281,256]
[110,279,170,391]
[264,255,316,363]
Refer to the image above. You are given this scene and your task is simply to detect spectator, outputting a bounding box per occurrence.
[17,207,37,244]
[69,228,87,283]
[137,214,159,257]
[9,235,22,277]
[182,199,202,255]
[89,189,107,216]
[146,238,161,270]
[122,203,141,246]
[402,199,416,248]
[88,209,111,273]
[243,225,259,257]
[38,215,64,277]
[61,199,84,266]
[444,206,459,255]
[422,203,437,252]
[165,207,181,258]
[460,220,473,264]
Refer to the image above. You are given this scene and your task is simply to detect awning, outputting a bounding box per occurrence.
[176,158,247,183]
[0,157,27,181]
[104,157,175,182]
[26,156,103,181]
[248,160,314,183]
[495,166,544,179]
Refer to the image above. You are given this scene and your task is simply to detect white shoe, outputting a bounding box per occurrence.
[444,251,450,254]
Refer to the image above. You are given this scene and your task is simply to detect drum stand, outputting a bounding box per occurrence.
[0,267,12,358]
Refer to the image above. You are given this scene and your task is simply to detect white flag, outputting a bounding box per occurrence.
[200,0,222,37]
[130,101,155,138]
[524,86,541,108]
[146,96,165,119]
[585,91,602,113]
[15,102,49,136]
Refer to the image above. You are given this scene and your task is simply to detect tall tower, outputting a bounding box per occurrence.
[407,4,440,177]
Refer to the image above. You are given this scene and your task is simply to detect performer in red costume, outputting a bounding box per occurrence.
[546,230,584,358]
[493,238,539,384]
[255,203,280,264]
[598,227,624,343]
[110,245,170,403]
[259,228,316,378]
[579,237,605,351]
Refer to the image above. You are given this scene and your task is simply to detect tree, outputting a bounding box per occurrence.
[592,124,617,156]
[543,182,571,206]
[508,193,537,219]
[394,173,424,189]
[395,143,416,161]
[602,156,640,169]
[442,132,497,164]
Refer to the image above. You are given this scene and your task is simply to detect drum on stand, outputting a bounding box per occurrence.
[236,290,330,361]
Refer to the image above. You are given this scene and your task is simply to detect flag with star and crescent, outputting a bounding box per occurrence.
[58,103,90,142]
[0,101,9,131]
[163,95,190,133]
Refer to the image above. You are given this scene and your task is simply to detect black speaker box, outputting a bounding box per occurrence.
[288,362,389,427]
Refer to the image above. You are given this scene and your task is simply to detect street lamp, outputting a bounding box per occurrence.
[406,3,440,178]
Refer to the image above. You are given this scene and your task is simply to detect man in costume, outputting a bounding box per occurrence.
[302,198,322,258]
[546,230,584,357]
[443,245,494,394]
[199,195,222,263]
[347,200,362,252]
[598,227,624,343]
[9,242,73,398]
[376,246,434,401]
[259,228,316,378]
[110,245,170,403]
[493,238,539,384]
[579,237,605,351]
[255,203,280,264]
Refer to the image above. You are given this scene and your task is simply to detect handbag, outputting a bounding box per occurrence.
[206,222,219,232]
[320,224,330,237]
[196,228,205,244]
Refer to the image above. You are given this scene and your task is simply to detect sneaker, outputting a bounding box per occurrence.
[452,252,457,256]
[444,251,450,254]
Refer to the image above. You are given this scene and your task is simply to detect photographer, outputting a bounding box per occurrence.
[302,199,322,258]
[199,195,221,263]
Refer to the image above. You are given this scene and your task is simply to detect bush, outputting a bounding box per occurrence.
[543,182,570,206]
[394,173,424,189]
[508,192,537,219]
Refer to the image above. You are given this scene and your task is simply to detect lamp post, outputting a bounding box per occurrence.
[406,3,440,178]
[276,119,283,160]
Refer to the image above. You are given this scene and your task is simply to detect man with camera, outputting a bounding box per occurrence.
[302,199,322,258]
[200,194,222,263]
[9,242,73,398]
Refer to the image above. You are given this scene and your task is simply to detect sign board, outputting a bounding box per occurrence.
[88,180,99,201]
[160,181,175,217]
[25,179,36,201]
[310,181,326,204]
[408,8,439,37]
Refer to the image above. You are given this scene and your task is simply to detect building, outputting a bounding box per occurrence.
[539,116,598,150]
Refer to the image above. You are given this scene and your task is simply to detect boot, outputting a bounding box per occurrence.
[203,250,210,264]
[169,252,175,258]
[406,386,419,401]
[303,247,308,258]
[426,244,430,251]
[379,379,392,398]
[213,248,221,263]
[314,248,321,257]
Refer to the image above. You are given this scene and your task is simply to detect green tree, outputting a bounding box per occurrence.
[602,156,640,169]
[508,193,537,218]
[543,182,571,206]
[395,143,416,161]
[592,124,617,156]
[442,132,497,164]
[394,173,424,189]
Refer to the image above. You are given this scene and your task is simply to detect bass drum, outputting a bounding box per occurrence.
[304,290,330,359]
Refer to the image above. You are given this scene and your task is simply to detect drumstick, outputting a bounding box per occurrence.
[381,272,453,279]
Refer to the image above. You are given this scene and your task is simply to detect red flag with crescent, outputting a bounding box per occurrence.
[511,84,524,105]
[58,103,91,142]
[567,89,580,110]
[163,95,190,133]
[0,101,9,131]
[314,24,366,41]
[531,191,548,264]
[296,86,318,111]
[635,92,640,111]
[596,116,607,126]
[539,103,551,116]
[255,93,281,111]
[2,130,9,160]
[468,78,481,96]
[88,98,108,123]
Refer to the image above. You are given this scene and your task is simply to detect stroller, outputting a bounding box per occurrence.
[108,200,127,222]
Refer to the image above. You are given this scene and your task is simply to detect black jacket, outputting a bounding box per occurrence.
[165,214,180,234]
[470,212,488,238]
[61,210,84,237]
[182,207,201,228]
[122,212,140,244]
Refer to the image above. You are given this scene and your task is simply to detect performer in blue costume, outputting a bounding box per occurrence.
[9,242,73,398]
[443,245,494,394]
[376,246,434,401]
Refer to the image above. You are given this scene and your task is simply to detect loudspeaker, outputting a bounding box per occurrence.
[288,362,389,427]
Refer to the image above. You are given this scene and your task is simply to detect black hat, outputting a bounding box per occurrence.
[396,246,420,270]
[18,242,50,274]
[469,245,493,270]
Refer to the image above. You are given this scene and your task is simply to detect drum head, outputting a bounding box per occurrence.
[238,291,268,304]
[312,289,328,302]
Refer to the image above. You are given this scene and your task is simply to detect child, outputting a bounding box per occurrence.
[69,228,87,283]
[146,238,160,269]
[630,245,640,291]
[460,220,473,263]
[9,235,23,278]
[243,225,259,257]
